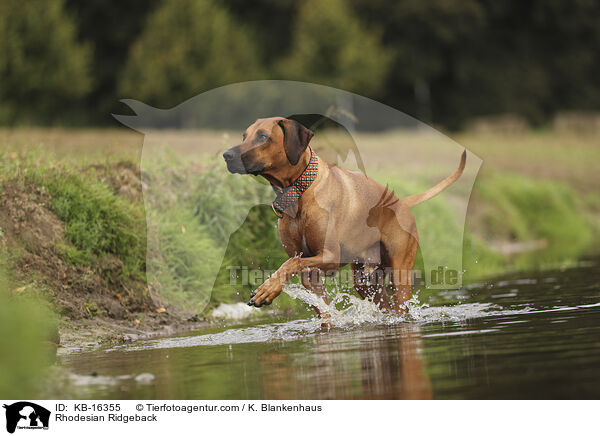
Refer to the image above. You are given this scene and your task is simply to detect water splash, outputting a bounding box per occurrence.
[211,302,257,320]
[282,284,512,326]
[209,284,526,327]
[109,292,520,352]
[112,279,599,352]
[283,283,397,325]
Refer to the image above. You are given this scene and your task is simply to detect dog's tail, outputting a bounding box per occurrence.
[403,150,467,208]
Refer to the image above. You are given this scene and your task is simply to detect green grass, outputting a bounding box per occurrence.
[32,170,145,279]
[146,207,221,312]
[471,173,594,264]
[456,174,597,283]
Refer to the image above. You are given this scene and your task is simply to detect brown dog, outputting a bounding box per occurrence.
[223,117,465,317]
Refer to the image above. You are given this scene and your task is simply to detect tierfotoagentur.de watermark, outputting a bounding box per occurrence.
[227,265,462,288]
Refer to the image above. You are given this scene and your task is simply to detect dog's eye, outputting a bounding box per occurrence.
[258,134,269,142]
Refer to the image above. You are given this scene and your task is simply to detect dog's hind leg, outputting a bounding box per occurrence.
[351,262,392,311]
[385,233,419,314]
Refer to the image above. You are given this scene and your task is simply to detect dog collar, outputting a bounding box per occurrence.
[271,148,318,218]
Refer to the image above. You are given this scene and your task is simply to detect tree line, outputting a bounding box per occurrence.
[1,0,599,129]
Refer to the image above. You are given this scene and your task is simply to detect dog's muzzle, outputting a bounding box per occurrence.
[223,148,245,174]
[223,148,264,175]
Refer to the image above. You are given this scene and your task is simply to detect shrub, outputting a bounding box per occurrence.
[0,0,91,124]
[120,0,262,107]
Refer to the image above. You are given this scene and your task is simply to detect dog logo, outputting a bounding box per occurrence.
[114,80,482,314]
[3,402,50,434]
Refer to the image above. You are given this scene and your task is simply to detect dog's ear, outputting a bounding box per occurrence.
[278,119,314,165]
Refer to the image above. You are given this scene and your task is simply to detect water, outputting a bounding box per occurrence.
[58,259,600,399]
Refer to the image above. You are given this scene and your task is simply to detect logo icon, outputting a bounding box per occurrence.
[3,402,50,434]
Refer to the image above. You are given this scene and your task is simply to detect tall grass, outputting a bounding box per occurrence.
[142,152,290,311]
[146,207,221,313]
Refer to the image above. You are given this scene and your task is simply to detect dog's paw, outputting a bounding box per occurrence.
[249,282,281,307]
[258,299,272,307]
[320,320,332,330]
[247,290,273,307]
[248,297,273,307]
[247,299,272,307]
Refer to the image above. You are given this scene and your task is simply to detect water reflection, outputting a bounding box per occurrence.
[259,324,431,399]
[58,258,600,400]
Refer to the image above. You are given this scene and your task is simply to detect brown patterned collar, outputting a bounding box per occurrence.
[271,148,319,218]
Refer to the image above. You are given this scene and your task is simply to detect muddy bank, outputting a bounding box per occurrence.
[57,316,210,355]
[0,161,208,352]
[0,178,154,312]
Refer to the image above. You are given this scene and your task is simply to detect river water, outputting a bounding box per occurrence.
[59,259,600,399]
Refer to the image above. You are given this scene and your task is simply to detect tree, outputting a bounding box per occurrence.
[65,0,159,124]
[353,0,486,124]
[277,0,392,98]
[0,0,91,124]
[119,0,263,108]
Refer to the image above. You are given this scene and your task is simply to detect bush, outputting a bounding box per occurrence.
[142,153,288,310]
[278,0,392,97]
[119,0,262,108]
[0,0,91,124]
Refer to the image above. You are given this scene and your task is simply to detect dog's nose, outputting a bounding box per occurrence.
[223,150,235,162]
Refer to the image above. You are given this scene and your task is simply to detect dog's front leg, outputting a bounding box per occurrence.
[249,249,340,308]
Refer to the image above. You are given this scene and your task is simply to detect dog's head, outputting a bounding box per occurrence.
[223,117,314,176]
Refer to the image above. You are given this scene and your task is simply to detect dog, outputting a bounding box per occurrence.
[223,117,466,318]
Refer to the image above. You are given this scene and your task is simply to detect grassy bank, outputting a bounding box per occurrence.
[0,128,598,323]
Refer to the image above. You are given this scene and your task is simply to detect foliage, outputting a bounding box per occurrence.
[2,0,600,127]
[0,0,91,124]
[119,0,262,108]
[146,207,221,313]
[278,0,392,97]
[142,152,289,309]
[65,0,159,124]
